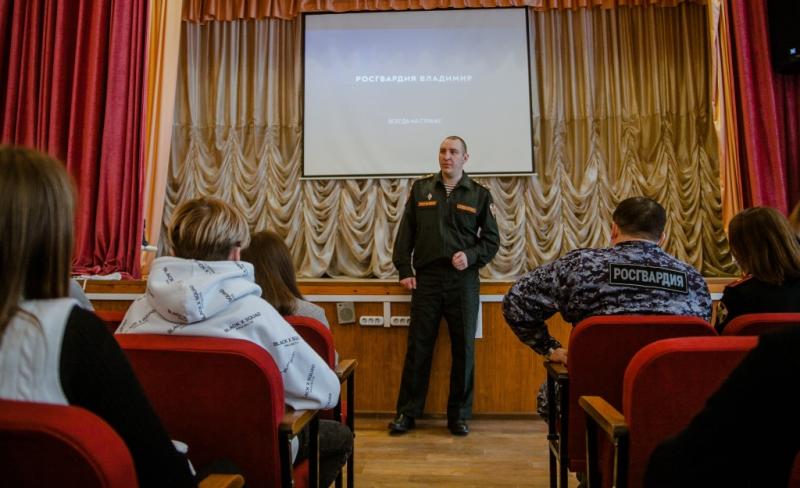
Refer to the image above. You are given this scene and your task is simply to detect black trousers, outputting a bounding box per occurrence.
[396,262,480,421]
[296,419,353,488]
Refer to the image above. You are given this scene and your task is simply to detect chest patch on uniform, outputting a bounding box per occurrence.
[456,203,477,214]
[418,200,438,207]
[608,263,688,294]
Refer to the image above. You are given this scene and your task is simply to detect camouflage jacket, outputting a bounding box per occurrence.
[502,240,712,355]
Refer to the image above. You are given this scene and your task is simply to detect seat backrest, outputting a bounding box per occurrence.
[284,315,336,368]
[620,336,757,488]
[116,334,285,488]
[95,310,127,334]
[722,313,800,336]
[0,399,138,487]
[566,315,715,472]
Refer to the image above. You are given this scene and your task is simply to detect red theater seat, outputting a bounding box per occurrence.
[117,334,317,488]
[0,400,138,487]
[95,309,127,334]
[721,312,800,336]
[545,315,716,488]
[285,315,357,488]
[580,336,757,488]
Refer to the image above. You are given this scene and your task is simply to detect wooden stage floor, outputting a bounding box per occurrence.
[352,416,580,487]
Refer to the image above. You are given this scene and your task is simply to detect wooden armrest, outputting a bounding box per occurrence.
[579,395,628,440]
[280,408,319,436]
[544,360,568,380]
[199,474,245,488]
[336,358,357,382]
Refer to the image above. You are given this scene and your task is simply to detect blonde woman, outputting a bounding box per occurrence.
[118,197,351,487]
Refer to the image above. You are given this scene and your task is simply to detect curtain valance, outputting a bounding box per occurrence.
[182,0,706,22]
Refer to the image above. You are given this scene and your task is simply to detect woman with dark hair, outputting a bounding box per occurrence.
[0,146,194,486]
[241,230,330,328]
[715,206,800,333]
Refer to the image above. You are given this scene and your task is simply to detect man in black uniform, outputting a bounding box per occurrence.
[389,136,499,436]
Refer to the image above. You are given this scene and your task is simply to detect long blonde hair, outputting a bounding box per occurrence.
[0,146,75,336]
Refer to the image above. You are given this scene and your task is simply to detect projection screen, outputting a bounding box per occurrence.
[303,8,535,178]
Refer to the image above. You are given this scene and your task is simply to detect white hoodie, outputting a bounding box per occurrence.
[117,257,339,411]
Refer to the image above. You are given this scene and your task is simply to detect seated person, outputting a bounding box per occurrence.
[645,327,800,487]
[503,196,712,365]
[715,207,800,333]
[0,146,194,487]
[117,197,351,487]
[242,230,338,362]
[241,230,330,328]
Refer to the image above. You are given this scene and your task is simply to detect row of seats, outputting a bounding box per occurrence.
[6,310,794,487]
[544,313,800,488]
[0,315,355,488]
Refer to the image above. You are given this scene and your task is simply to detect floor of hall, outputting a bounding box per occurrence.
[350,415,580,487]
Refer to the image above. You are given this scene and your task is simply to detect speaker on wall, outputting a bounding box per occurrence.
[336,302,356,325]
[767,0,800,74]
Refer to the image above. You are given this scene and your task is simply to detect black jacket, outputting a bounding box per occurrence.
[392,172,499,279]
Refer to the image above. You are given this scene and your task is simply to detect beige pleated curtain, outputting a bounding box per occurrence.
[162,1,736,278]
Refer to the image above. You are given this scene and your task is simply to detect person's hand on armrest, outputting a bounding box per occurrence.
[547,347,568,365]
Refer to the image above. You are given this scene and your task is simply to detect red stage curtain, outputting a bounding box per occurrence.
[0,0,148,278]
[729,0,800,213]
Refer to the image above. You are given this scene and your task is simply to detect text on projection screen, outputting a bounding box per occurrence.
[303,8,534,177]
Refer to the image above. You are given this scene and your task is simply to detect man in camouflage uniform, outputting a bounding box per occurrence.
[389,136,499,436]
[503,196,711,366]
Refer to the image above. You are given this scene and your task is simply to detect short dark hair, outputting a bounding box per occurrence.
[443,136,467,154]
[612,197,666,241]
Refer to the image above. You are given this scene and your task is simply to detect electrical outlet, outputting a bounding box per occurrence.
[390,316,411,326]
[359,315,385,326]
